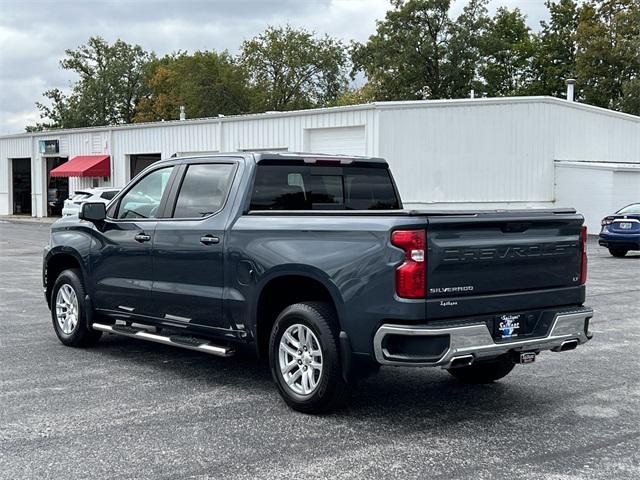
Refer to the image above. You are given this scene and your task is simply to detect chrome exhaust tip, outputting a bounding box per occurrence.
[559,339,578,352]
[449,355,474,368]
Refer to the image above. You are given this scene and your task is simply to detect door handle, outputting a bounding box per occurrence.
[200,235,220,245]
[134,233,151,243]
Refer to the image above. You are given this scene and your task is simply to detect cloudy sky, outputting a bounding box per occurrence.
[0,0,551,134]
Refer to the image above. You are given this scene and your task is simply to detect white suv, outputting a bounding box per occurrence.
[62,188,120,216]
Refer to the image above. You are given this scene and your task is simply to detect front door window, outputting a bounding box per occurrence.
[116,166,174,219]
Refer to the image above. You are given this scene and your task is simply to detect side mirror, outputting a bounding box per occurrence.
[79,202,106,222]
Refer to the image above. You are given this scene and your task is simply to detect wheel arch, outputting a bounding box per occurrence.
[44,248,87,307]
[253,267,345,359]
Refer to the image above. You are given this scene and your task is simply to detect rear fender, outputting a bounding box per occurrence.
[252,265,346,328]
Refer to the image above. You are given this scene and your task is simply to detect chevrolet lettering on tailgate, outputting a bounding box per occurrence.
[442,242,577,263]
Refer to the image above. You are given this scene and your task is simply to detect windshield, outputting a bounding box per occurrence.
[617,204,640,215]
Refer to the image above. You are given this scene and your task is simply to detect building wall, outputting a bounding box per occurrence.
[555,163,640,232]
[548,102,640,163]
[220,108,376,154]
[111,123,217,186]
[377,99,554,206]
[0,97,638,218]
[108,107,376,188]
[0,107,378,215]
[0,136,31,214]
[550,103,640,233]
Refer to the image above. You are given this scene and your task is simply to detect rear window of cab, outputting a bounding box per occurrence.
[250,165,400,211]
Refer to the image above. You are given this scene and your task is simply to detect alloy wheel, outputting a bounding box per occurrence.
[55,284,79,334]
[278,324,323,396]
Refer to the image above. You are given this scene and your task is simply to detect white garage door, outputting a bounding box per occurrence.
[307,126,366,156]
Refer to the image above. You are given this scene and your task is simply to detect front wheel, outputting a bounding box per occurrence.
[269,302,348,413]
[609,248,628,257]
[51,269,102,347]
[447,357,515,384]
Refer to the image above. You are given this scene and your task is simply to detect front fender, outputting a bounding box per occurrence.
[44,224,95,304]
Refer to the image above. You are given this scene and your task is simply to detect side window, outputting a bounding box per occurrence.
[251,166,309,210]
[173,163,235,218]
[116,166,174,219]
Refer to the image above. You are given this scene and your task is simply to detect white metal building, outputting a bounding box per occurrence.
[0,96,638,232]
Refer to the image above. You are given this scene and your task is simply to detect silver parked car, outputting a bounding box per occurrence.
[62,188,120,216]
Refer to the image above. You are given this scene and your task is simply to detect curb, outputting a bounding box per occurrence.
[0,216,58,225]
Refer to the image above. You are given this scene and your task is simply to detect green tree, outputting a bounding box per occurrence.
[575,0,640,112]
[446,0,492,97]
[29,37,154,130]
[239,25,349,111]
[350,0,490,101]
[479,7,534,97]
[135,51,252,122]
[620,78,640,115]
[333,83,378,106]
[527,0,581,98]
[28,89,84,131]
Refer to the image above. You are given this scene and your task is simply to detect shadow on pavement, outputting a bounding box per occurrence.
[92,333,548,427]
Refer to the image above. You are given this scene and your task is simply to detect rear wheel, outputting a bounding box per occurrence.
[447,357,515,384]
[269,302,348,413]
[609,248,628,257]
[51,269,102,347]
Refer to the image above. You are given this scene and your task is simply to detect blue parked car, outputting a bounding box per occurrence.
[599,203,640,257]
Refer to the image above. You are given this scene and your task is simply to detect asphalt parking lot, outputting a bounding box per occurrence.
[1,220,639,480]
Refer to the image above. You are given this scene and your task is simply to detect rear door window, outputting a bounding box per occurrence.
[250,165,400,210]
[172,163,236,218]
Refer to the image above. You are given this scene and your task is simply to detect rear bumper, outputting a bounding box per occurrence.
[598,232,640,250]
[373,307,593,367]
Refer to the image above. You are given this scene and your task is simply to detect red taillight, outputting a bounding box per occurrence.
[580,226,588,284]
[391,229,426,298]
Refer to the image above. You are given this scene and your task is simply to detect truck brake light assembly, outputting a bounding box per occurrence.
[580,225,588,285]
[391,229,426,299]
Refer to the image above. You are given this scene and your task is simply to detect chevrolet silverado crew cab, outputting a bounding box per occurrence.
[43,152,593,413]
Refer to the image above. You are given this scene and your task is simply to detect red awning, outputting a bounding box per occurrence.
[50,155,111,177]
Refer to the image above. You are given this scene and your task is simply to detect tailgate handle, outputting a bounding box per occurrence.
[501,222,531,233]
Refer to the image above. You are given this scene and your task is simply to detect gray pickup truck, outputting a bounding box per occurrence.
[43,152,593,413]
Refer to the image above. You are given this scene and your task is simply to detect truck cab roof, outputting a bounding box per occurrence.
[162,151,388,166]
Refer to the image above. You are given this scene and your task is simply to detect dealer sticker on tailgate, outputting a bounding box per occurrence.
[496,314,525,339]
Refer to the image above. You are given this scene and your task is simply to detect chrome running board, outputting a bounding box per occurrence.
[92,322,234,357]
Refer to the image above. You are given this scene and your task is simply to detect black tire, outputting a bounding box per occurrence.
[269,302,348,414]
[50,268,102,347]
[609,248,628,258]
[447,357,515,384]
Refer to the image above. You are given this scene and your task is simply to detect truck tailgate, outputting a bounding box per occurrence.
[425,211,586,319]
